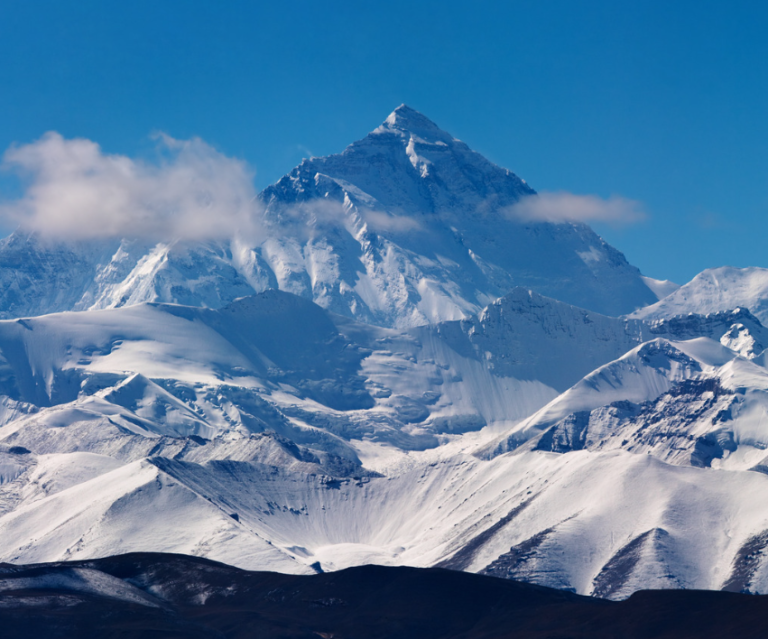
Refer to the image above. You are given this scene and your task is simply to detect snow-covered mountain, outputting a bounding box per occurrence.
[1,286,768,598]
[632,266,768,325]
[258,105,657,324]
[0,105,657,327]
[2,105,768,602]
[481,334,768,464]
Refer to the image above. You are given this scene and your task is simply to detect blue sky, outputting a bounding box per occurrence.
[0,0,766,284]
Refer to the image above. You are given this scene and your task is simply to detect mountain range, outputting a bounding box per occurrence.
[0,105,658,327]
[1,106,768,602]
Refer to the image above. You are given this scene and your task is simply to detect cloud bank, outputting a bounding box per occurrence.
[505,191,646,225]
[0,132,262,241]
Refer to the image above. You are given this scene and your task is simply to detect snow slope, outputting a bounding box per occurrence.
[4,440,768,599]
[0,290,566,461]
[632,266,768,325]
[0,287,753,462]
[641,275,680,300]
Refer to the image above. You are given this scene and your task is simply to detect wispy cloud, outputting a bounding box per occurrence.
[505,191,646,225]
[265,193,422,238]
[360,209,421,233]
[0,132,263,241]
[691,209,728,230]
[296,144,315,159]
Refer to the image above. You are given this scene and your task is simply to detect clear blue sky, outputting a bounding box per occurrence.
[0,0,766,284]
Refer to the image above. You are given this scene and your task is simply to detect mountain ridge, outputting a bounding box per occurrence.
[632,266,768,325]
[0,288,767,596]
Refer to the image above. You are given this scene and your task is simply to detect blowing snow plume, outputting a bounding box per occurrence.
[0,132,263,241]
[506,191,646,225]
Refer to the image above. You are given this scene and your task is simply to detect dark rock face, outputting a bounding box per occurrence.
[722,530,768,594]
[1,552,768,638]
[533,377,739,467]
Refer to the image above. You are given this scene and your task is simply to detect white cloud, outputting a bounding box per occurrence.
[267,196,422,238]
[361,209,422,233]
[0,132,263,241]
[505,191,646,225]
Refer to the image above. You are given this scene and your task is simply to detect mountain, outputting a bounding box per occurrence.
[0,106,657,327]
[1,289,768,597]
[631,266,768,325]
[480,333,768,465]
[2,554,768,639]
[259,104,657,324]
[5,414,768,598]
[424,289,768,392]
[0,286,754,466]
[1,106,767,604]
[0,289,563,462]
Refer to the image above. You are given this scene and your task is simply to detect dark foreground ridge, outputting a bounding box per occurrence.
[0,552,766,638]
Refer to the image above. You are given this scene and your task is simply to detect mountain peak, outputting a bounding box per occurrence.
[385,104,441,130]
[374,104,452,143]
